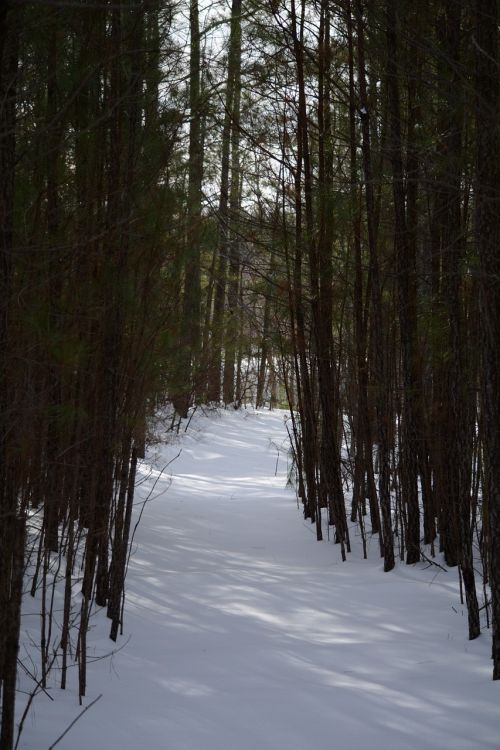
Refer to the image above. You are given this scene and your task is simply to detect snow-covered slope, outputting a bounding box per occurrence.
[17,408,499,749]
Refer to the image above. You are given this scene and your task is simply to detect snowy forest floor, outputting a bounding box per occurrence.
[17,408,499,749]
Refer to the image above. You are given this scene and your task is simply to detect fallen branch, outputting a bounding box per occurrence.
[47,693,102,750]
[420,548,448,573]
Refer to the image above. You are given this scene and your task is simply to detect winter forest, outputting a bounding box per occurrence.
[0,0,499,748]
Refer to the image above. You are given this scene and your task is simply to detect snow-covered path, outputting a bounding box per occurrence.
[20,409,498,749]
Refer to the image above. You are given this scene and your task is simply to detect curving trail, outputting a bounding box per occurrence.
[20,409,498,749]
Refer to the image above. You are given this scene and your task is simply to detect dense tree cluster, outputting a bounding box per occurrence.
[0,0,498,746]
[0,4,181,746]
[261,0,500,673]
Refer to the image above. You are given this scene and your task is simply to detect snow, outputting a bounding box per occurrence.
[17,408,499,749]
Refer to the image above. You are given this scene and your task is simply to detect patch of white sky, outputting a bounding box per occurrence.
[159,1,238,204]
[159,2,343,215]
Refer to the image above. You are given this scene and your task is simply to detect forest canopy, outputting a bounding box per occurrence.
[0,1,499,746]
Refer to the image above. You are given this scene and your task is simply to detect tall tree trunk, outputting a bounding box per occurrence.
[0,7,23,748]
[290,0,320,538]
[385,0,420,564]
[222,7,242,405]
[315,0,349,555]
[356,0,394,570]
[475,0,500,676]
[346,0,380,540]
[208,0,242,404]
[174,0,203,417]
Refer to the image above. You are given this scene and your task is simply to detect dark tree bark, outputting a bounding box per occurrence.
[0,7,23,749]
[222,4,242,406]
[346,0,380,542]
[174,0,203,417]
[314,0,349,555]
[475,0,500,675]
[289,0,321,538]
[385,0,420,564]
[208,0,242,404]
[356,0,394,570]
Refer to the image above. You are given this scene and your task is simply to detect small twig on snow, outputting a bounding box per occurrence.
[47,693,102,750]
[420,548,448,573]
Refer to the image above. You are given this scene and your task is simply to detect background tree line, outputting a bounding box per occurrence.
[0,0,498,746]
[242,0,499,684]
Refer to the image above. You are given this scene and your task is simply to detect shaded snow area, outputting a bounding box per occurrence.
[18,409,499,749]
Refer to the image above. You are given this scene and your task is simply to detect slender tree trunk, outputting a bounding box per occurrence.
[356,0,394,570]
[346,0,381,540]
[289,0,320,537]
[0,8,23,748]
[222,7,242,405]
[314,0,349,554]
[475,0,500,675]
[385,0,420,564]
[174,0,203,417]
[208,0,242,404]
